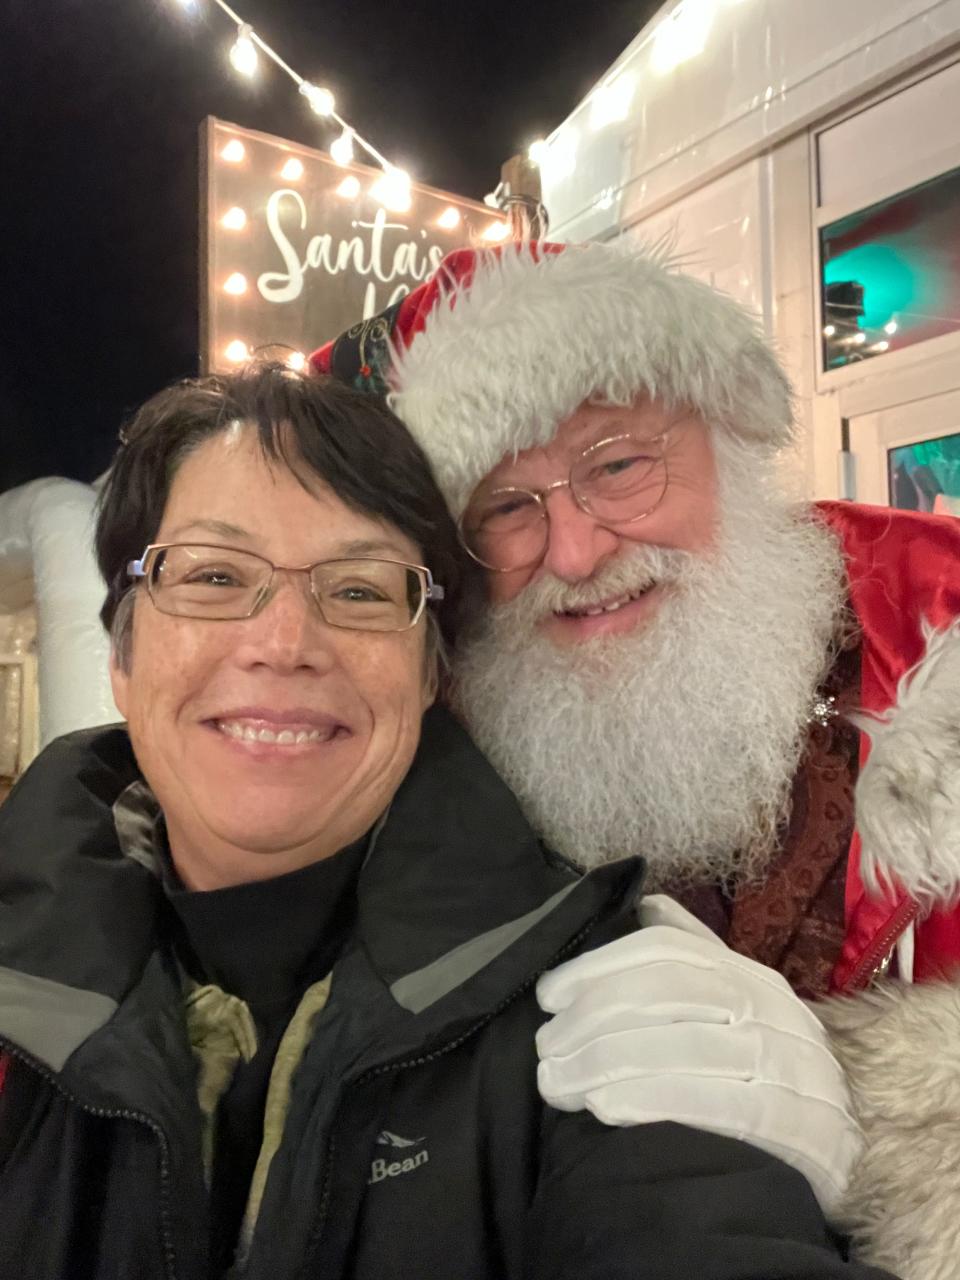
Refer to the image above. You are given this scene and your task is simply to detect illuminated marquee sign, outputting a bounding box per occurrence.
[201,117,508,372]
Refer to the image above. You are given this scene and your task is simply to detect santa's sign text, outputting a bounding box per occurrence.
[201,117,502,372]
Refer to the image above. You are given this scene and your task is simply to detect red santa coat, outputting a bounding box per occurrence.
[817,500,960,989]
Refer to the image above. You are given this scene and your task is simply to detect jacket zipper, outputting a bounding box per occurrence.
[0,1036,179,1280]
[845,897,921,991]
[298,911,605,1279]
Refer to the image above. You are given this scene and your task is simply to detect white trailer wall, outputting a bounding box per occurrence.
[540,0,960,498]
[543,0,960,247]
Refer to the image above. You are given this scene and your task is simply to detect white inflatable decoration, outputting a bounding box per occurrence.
[0,477,118,763]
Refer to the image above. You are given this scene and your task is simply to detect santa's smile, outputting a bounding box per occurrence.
[545,583,664,643]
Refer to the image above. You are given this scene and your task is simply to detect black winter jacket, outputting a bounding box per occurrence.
[0,708,896,1280]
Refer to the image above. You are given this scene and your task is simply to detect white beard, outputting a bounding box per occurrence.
[453,437,848,889]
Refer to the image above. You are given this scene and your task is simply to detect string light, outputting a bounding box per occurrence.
[527,133,577,181]
[221,205,247,230]
[224,339,250,363]
[336,175,361,199]
[229,23,258,77]
[280,157,305,181]
[884,319,899,335]
[371,166,412,213]
[223,272,248,295]
[436,206,461,230]
[299,82,335,117]
[330,127,355,166]
[651,0,715,75]
[184,2,416,208]
[220,138,246,163]
[590,74,635,129]
[481,221,510,243]
[822,324,836,337]
[287,351,307,372]
[539,134,578,182]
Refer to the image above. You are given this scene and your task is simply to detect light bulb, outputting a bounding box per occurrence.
[287,351,307,372]
[852,332,867,345]
[280,157,304,181]
[536,132,577,183]
[230,25,258,77]
[221,206,247,231]
[300,82,335,117]
[822,324,836,337]
[481,221,510,242]
[651,0,715,75]
[223,273,248,296]
[872,340,890,353]
[220,139,246,164]
[371,166,411,213]
[436,206,461,230]
[884,319,898,335]
[330,128,355,166]
[336,175,361,199]
[590,75,634,129]
[528,140,548,166]
[224,339,250,363]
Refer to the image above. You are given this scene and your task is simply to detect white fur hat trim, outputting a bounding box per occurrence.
[387,241,794,517]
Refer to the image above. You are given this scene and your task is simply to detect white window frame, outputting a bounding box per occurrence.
[811,54,960,395]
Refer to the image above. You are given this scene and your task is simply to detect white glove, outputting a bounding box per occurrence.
[536,894,863,1215]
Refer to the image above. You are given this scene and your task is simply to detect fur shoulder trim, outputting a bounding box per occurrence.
[854,619,960,910]
[818,979,960,1280]
[388,241,793,517]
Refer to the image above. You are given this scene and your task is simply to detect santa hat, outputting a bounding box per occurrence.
[310,240,793,518]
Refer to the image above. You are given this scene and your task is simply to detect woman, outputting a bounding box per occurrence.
[0,366,893,1280]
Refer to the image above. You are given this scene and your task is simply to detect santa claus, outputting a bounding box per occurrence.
[313,240,960,1280]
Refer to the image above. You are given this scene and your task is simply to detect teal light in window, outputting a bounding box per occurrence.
[823,244,916,330]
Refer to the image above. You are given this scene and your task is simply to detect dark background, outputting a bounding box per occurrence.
[2,0,658,489]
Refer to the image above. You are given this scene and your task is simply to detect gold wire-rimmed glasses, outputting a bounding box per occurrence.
[458,433,670,572]
[127,544,444,633]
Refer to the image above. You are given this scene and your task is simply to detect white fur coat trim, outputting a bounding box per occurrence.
[388,242,793,517]
[819,979,960,1280]
[854,619,960,911]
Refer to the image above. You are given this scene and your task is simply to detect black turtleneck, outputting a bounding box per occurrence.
[164,838,368,1273]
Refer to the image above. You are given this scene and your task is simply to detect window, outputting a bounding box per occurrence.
[820,164,960,371]
[888,431,960,516]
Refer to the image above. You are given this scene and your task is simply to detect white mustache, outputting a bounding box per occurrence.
[490,543,696,627]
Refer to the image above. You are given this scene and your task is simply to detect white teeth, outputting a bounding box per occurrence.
[566,590,639,618]
[216,719,337,745]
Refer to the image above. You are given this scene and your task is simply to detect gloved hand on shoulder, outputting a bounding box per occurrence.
[536,893,863,1216]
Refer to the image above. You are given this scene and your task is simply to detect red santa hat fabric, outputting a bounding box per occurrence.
[310,240,794,518]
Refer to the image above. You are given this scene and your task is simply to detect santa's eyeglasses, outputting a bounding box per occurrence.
[458,433,669,573]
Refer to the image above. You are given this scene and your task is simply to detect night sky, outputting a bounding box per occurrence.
[3,0,658,491]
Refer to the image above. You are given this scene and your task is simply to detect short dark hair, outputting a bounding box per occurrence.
[96,364,471,651]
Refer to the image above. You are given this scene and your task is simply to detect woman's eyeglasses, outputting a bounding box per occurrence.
[127,544,444,633]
